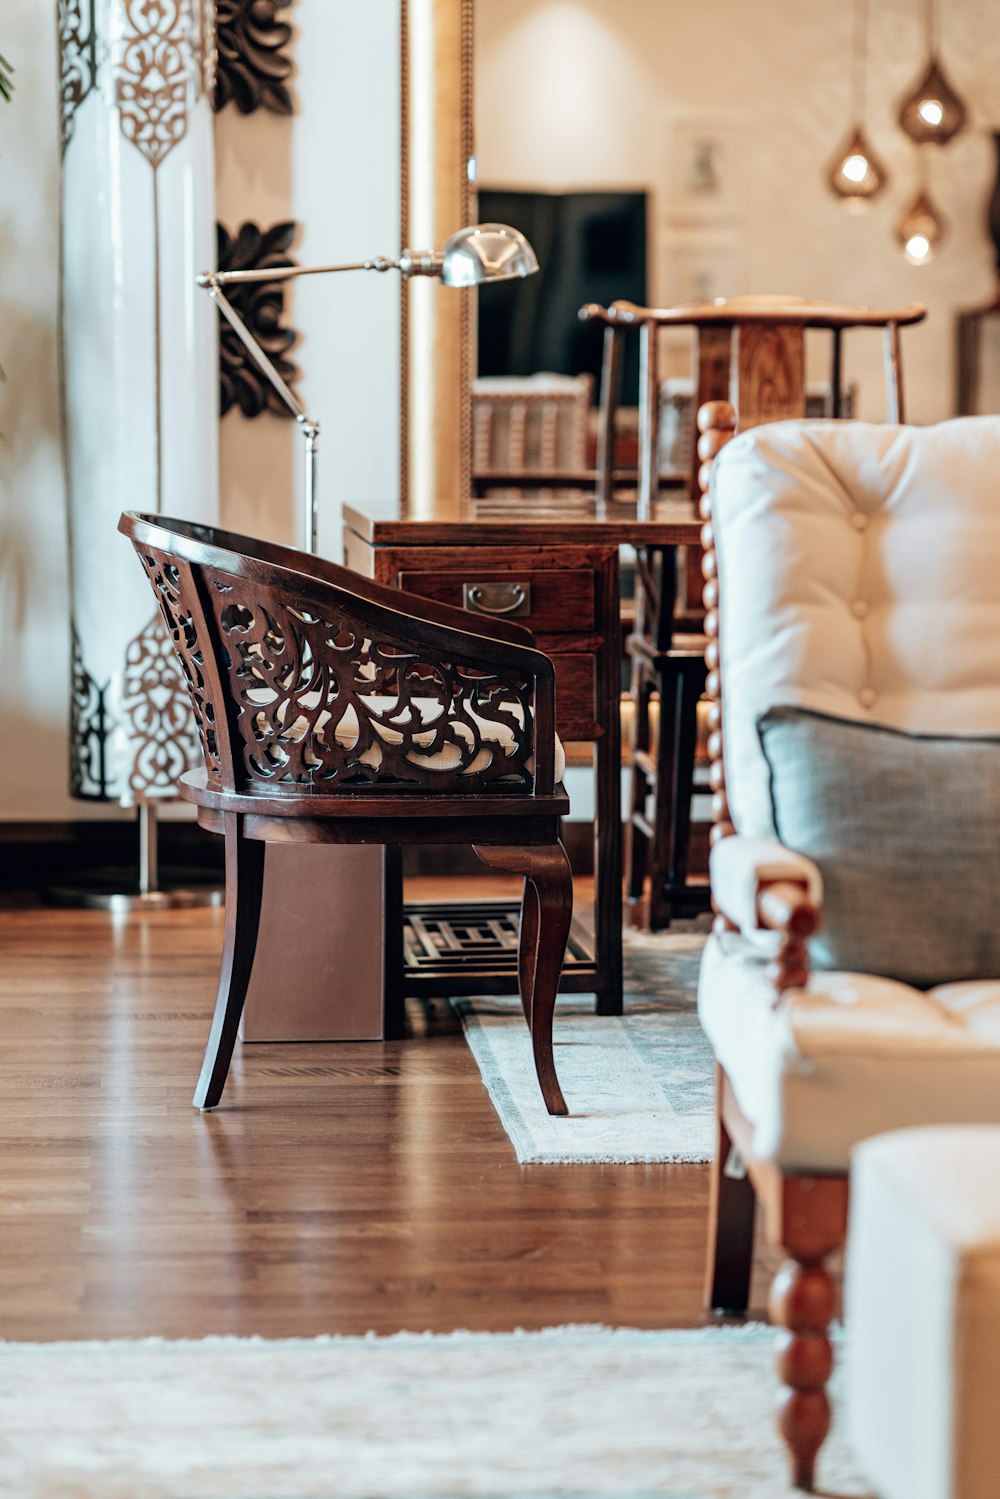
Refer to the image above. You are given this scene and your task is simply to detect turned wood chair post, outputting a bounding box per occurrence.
[884,320,905,422]
[830,327,844,417]
[595,321,624,510]
[637,318,660,522]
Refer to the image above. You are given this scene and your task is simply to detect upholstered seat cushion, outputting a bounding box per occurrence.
[698,933,1000,1170]
[757,707,1000,987]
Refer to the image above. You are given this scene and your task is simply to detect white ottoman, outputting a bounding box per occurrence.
[846,1126,1000,1499]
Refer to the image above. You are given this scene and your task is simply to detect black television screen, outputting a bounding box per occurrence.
[476,188,647,405]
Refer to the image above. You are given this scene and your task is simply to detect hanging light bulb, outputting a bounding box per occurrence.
[896,156,947,264]
[828,125,890,210]
[826,0,889,208]
[897,0,968,146]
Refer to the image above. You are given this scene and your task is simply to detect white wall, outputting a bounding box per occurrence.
[476,0,1000,422]
[216,0,401,553]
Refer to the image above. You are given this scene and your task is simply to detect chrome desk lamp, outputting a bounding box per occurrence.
[197,223,539,552]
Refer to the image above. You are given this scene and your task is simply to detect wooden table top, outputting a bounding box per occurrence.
[343,493,703,548]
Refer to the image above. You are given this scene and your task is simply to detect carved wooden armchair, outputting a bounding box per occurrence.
[119,513,573,1116]
[696,410,1000,1489]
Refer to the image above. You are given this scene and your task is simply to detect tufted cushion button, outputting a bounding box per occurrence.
[859,686,878,708]
[851,599,870,619]
[851,511,870,531]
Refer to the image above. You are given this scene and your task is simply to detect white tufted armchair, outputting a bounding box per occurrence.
[696,411,1000,1491]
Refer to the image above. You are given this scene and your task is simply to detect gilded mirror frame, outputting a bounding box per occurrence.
[399,0,475,515]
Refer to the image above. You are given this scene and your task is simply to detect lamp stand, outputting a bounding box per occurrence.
[44,802,225,912]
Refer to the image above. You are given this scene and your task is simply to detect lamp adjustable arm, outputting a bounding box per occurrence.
[196,222,539,554]
[197,250,447,414]
[196,249,444,292]
[196,252,443,554]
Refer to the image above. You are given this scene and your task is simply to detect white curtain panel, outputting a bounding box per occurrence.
[59,0,219,803]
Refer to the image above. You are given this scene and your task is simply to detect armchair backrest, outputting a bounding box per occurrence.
[119,513,557,798]
[705,417,1000,838]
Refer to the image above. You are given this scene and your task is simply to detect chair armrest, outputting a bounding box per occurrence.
[710,835,823,937]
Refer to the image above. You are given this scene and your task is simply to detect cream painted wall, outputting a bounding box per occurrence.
[216,0,401,555]
[1,1,400,821]
[476,0,1000,422]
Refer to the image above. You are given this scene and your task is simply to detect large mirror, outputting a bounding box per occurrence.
[470,0,994,458]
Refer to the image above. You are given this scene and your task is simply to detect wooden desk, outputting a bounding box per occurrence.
[344,493,701,1016]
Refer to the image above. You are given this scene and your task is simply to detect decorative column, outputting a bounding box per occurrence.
[59,0,219,814]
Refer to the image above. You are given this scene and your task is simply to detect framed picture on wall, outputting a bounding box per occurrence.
[663,111,746,225]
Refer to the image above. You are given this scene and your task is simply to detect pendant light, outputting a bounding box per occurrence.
[898,0,968,146]
[827,0,889,210]
[896,152,947,264]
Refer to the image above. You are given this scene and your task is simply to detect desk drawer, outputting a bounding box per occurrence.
[396,567,595,633]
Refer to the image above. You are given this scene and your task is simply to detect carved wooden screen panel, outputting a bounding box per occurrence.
[135,550,224,788]
[200,570,538,793]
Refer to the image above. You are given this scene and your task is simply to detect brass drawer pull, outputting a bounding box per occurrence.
[463,581,531,618]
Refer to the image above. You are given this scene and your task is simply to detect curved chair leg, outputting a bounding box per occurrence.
[474,841,573,1116]
[705,1065,756,1314]
[517,876,539,1029]
[193,813,265,1111]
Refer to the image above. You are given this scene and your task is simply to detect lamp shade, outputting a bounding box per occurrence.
[438,222,539,287]
[827,125,889,209]
[896,187,947,264]
[898,55,968,146]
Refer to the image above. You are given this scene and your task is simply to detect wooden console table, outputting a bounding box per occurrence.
[344,491,701,1017]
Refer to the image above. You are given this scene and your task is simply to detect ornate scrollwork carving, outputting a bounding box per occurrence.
[217,220,300,419]
[206,579,535,791]
[215,0,294,115]
[58,0,98,153]
[70,623,113,799]
[115,0,212,168]
[136,553,223,784]
[121,611,205,799]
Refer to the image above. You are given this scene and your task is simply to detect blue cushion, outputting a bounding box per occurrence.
[757,707,1000,987]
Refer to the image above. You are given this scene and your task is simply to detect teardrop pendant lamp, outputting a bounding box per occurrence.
[896,151,947,264]
[827,0,889,209]
[898,0,968,146]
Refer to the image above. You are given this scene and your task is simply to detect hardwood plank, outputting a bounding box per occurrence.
[0,884,778,1341]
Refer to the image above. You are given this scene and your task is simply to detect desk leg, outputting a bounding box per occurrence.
[594,555,623,1015]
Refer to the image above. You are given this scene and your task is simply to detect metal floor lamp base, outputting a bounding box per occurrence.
[43,869,224,913]
[42,803,224,912]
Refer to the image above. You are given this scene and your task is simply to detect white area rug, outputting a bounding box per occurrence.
[452,926,714,1164]
[0,1326,871,1499]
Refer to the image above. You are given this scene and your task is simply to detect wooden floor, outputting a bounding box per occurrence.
[0,878,776,1342]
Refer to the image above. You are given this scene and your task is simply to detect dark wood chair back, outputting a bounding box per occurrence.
[118,512,558,800]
